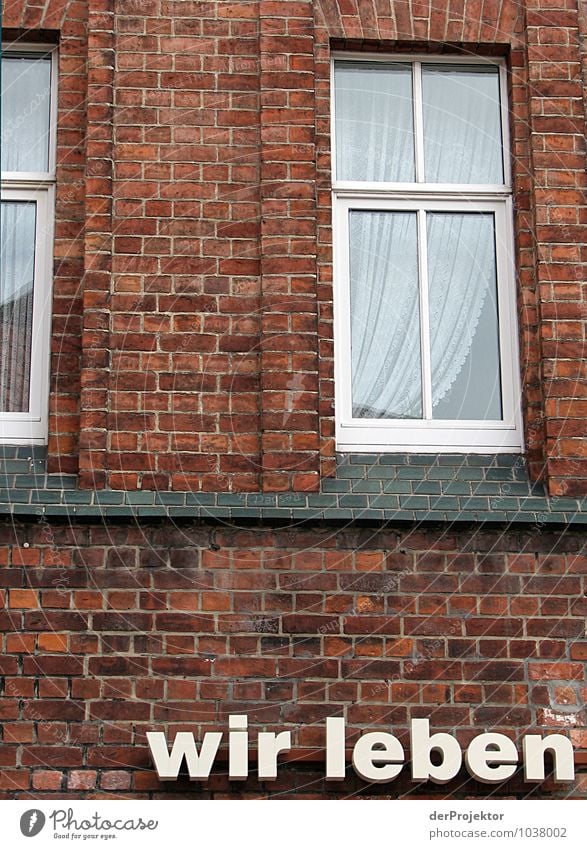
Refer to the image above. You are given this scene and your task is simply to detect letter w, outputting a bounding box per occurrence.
[147,731,223,781]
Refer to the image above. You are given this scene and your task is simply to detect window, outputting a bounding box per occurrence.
[332,56,523,453]
[0,44,56,443]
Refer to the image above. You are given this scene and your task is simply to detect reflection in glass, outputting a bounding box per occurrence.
[350,211,422,419]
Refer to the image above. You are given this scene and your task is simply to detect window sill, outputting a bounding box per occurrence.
[0,448,583,525]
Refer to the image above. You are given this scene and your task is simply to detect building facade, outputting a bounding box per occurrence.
[0,0,586,798]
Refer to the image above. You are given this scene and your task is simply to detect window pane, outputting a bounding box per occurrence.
[0,202,37,412]
[422,65,504,184]
[350,211,422,419]
[427,213,502,420]
[335,62,415,182]
[1,55,51,173]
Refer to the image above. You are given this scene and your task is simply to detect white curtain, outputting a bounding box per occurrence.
[350,212,422,419]
[342,63,503,422]
[1,55,51,172]
[349,212,499,421]
[422,65,503,184]
[427,213,501,420]
[0,202,36,412]
[335,62,414,183]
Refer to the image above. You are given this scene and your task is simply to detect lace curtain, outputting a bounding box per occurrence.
[422,65,504,184]
[350,211,500,421]
[335,62,414,183]
[350,211,422,419]
[427,213,501,420]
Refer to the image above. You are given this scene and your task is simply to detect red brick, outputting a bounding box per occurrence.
[32,771,64,791]
[67,771,97,790]
[100,771,132,791]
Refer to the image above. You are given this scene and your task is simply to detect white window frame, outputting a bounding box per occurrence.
[332,54,524,454]
[0,43,57,444]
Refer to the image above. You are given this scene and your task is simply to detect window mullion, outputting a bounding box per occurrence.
[413,61,425,183]
[417,208,432,420]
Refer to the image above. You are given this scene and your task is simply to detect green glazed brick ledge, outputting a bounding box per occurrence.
[0,447,585,525]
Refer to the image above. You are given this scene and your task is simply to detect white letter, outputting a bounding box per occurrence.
[352,732,404,783]
[147,731,222,781]
[229,715,248,780]
[523,734,575,782]
[258,731,291,780]
[410,719,462,783]
[465,733,518,783]
[326,717,346,780]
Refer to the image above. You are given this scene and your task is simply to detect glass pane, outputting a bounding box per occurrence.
[427,213,502,420]
[422,65,504,184]
[335,62,415,182]
[0,202,37,412]
[1,55,52,172]
[350,211,422,419]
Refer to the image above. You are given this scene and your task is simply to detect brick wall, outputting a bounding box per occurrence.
[4,0,586,494]
[0,520,585,798]
[525,0,587,496]
[80,0,267,492]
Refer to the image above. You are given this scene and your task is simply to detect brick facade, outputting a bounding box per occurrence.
[0,521,586,797]
[1,0,586,800]
[4,0,586,493]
